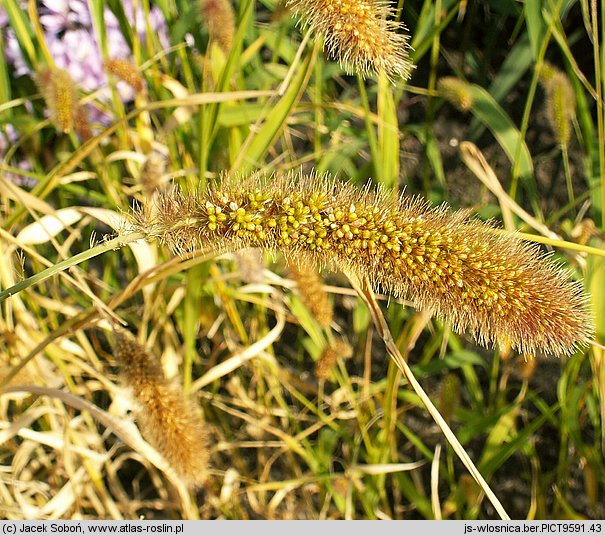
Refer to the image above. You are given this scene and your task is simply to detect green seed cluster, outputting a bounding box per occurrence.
[139,173,593,356]
[438,77,474,112]
[539,62,576,147]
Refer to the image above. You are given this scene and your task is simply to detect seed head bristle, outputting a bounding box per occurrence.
[35,67,78,134]
[287,0,413,80]
[113,329,209,487]
[289,260,333,328]
[133,171,594,356]
[200,0,236,53]
[104,58,146,94]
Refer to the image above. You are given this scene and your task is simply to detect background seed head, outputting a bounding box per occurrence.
[113,329,210,487]
[287,0,413,80]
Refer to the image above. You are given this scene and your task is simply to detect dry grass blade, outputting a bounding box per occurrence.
[191,296,286,391]
[460,142,559,240]
[431,444,443,520]
[348,273,511,520]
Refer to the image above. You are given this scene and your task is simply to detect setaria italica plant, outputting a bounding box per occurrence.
[130,172,593,356]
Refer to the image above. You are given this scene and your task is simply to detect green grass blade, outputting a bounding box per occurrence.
[234,52,314,173]
[377,74,400,190]
[466,83,538,205]
[2,0,36,67]
[524,0,547,59]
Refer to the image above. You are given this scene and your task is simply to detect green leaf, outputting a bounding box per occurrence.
[0,33,11,107]
[469,32,534,139]
[524,0,546,59]
[235,51,314,173]
[466,83,534,183]
[2,0,36,68]
[377,74,400,190]
[89,0,108,57]
[479,404,555,476]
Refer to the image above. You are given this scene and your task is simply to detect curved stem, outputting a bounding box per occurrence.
[350,273,511,520]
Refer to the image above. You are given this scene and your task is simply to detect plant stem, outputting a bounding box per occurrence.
[0,232,145,302]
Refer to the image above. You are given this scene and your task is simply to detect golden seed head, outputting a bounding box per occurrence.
[73,104,92,142]
[134,172,594,356]
[315,339,353,380]
[104,58,146,94]
[113,329,209,487]
[200,0,236,53]
[289,260,333,328]
[287,0,413,80]
[139,152,167,199]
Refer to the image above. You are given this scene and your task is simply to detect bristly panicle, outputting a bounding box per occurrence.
[104,59,146,94]
[113,329,209,487]
[132,172,594,356]
[539,63,576,148]
[315,339,353,380]
[438,77,474,112]
[200,0,236,54]
[286,0,413,80]
[35,67,92,140]
[35,67,78,134]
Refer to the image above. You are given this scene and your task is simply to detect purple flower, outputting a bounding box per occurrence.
[1,0,169,121]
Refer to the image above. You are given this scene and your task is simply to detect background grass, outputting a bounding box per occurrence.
[1,0,604,520]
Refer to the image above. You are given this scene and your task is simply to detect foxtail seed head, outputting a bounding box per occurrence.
[104,59,146,94]
[133,172,593,356]
[113,329,209,487]
[438,77,474,112]
[35,67,78,134]
[289,260,333,328]
[73,104,92,142]
[200,0,236,53]
[139,152,167,199]
[286,0,413,80]
[315,339,353,380]
[539,63,576,147]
